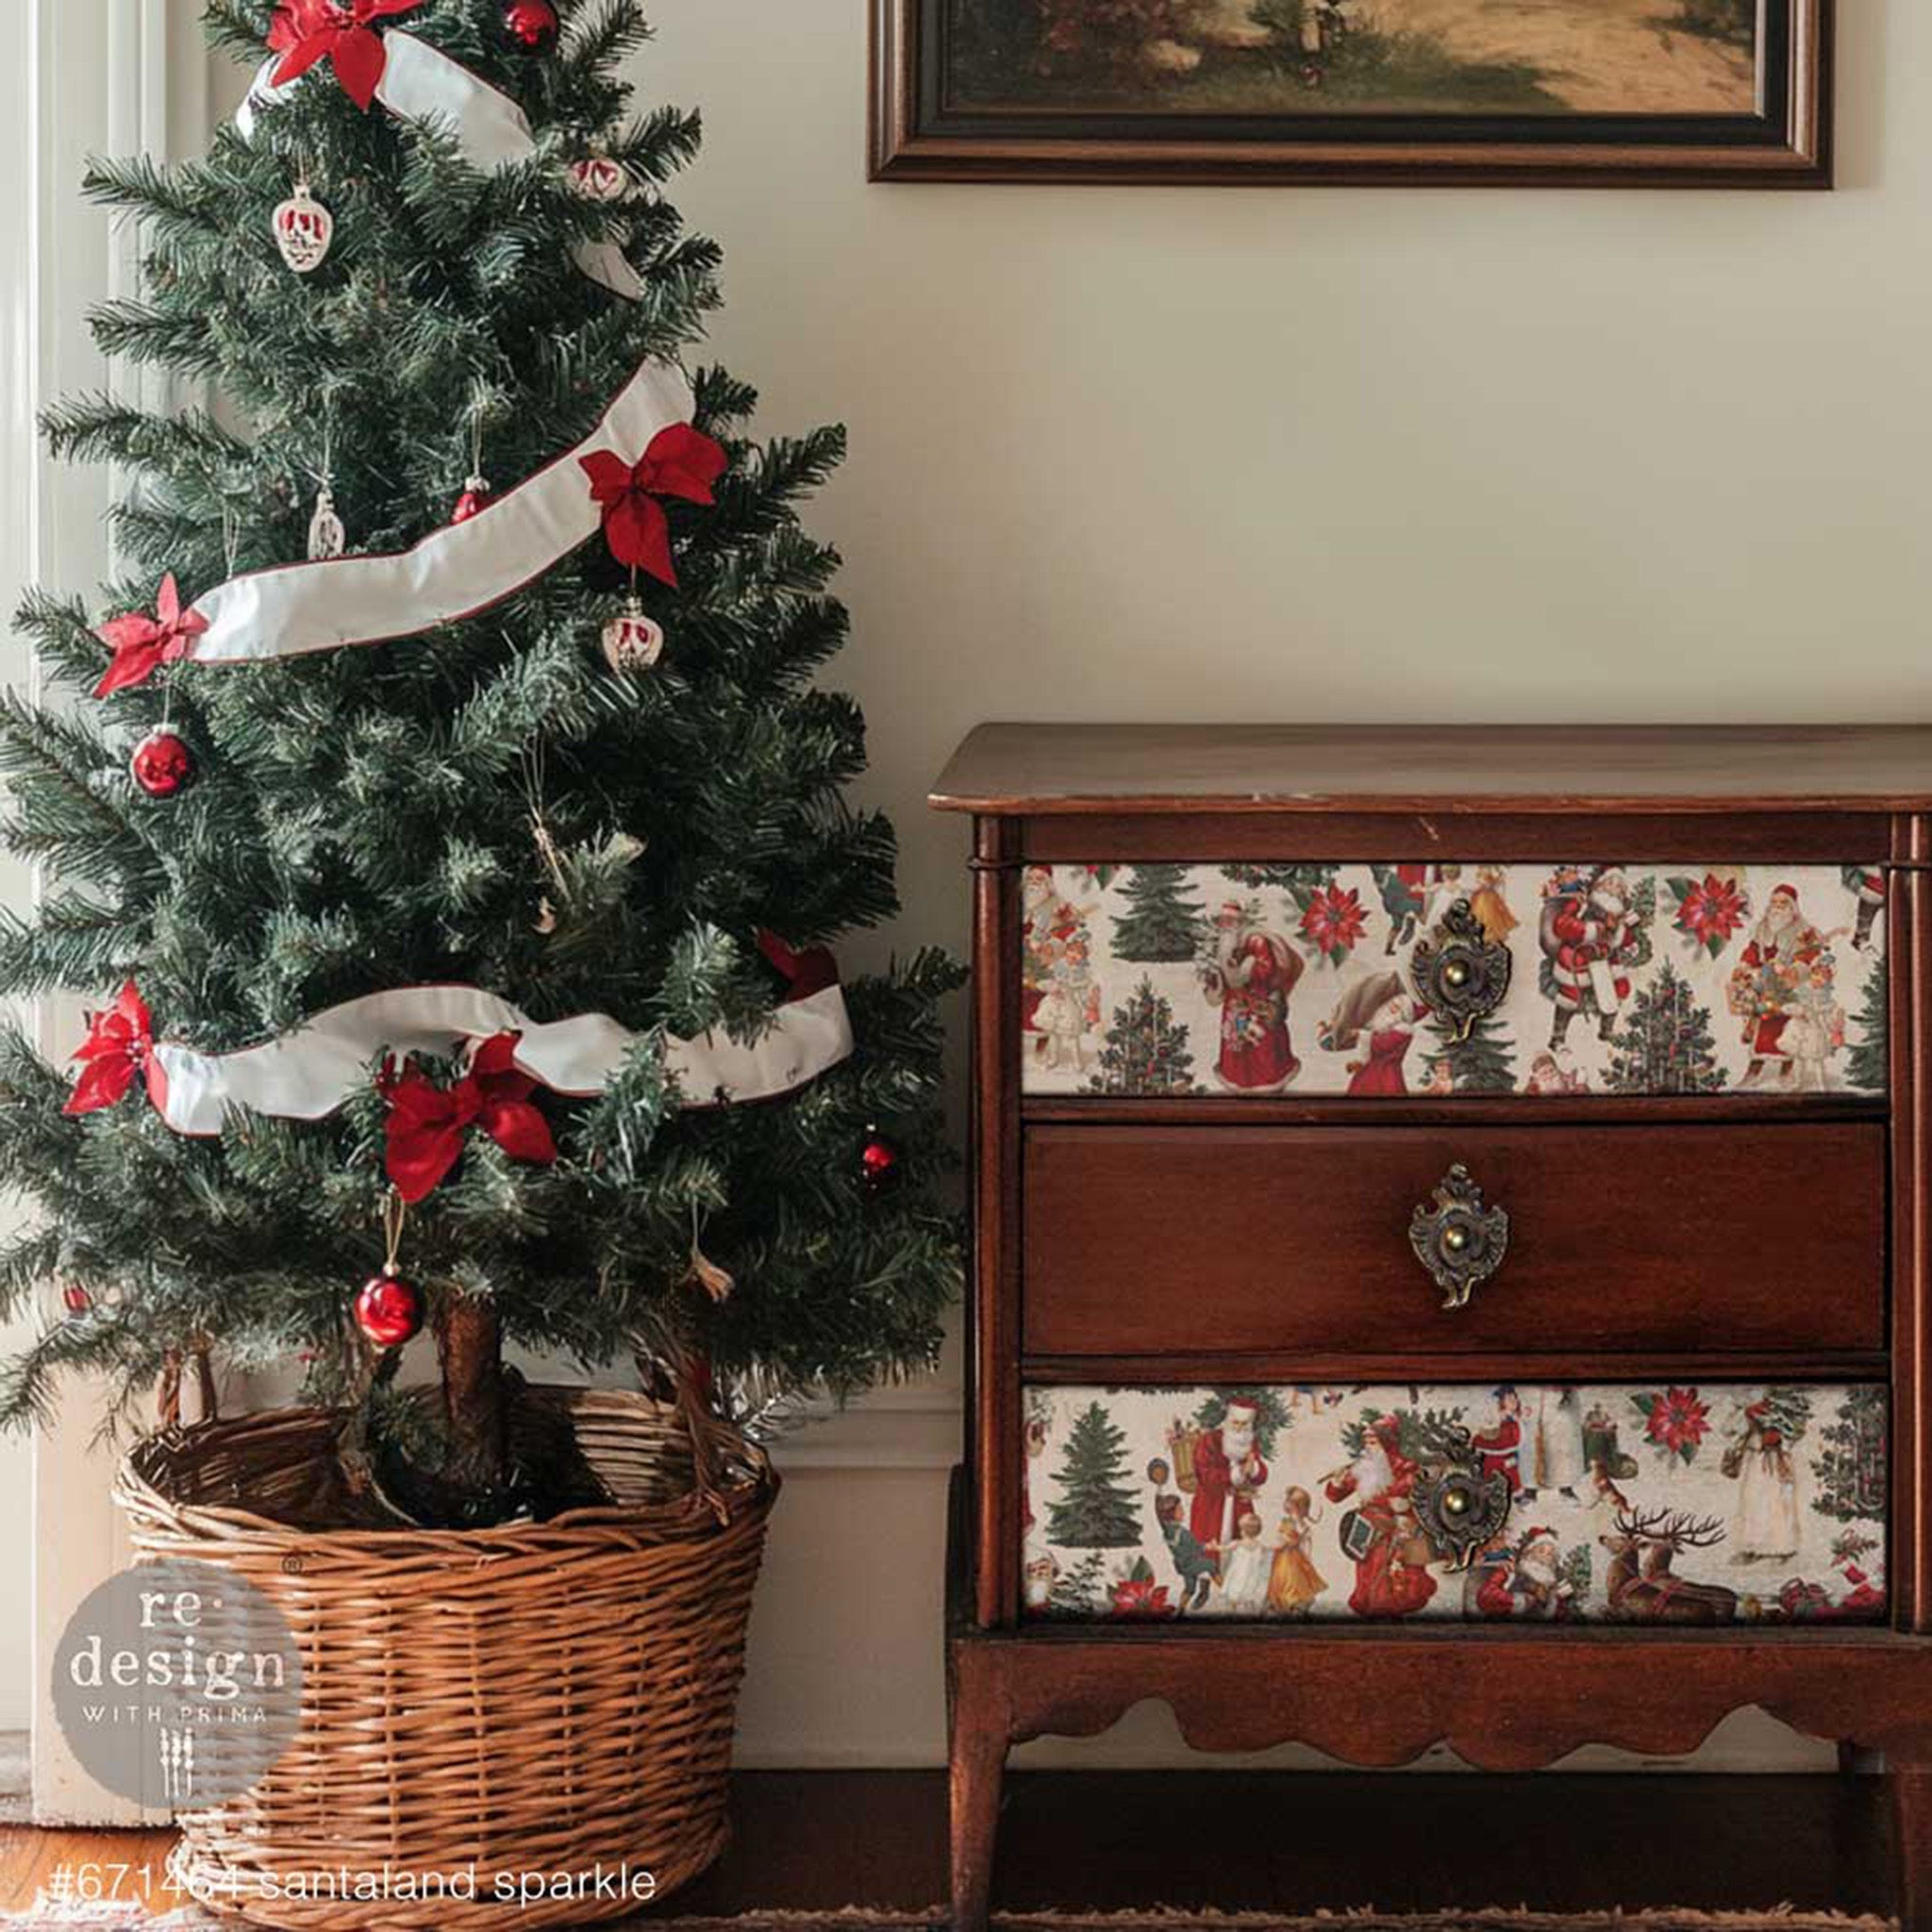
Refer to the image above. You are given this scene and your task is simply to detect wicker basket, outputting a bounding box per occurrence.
[114,1382,778,1932]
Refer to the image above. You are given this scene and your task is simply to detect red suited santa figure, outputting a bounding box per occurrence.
[1471,1385,1524,1494]
[1475,1526,1575,1621]
[1727,883,1839,1090]
[1200,902,1303,1092]
[1189,1399,1269,1566]
[1324,1415,1438,1619]
[1021,865,1091,1055]
[1539,865,1644,1051]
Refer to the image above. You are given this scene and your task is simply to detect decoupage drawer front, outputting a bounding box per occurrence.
[1022,1381,1889,1626]
[1022,1124,1886,1356]
[1019,862,1888,1099]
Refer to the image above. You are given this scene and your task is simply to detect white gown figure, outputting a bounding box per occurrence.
[1215,1520,1274,1615]
[1735,1404,1802,1559]
[1527,1388,1589,1494]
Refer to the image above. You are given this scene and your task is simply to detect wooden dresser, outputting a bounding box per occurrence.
[929,724,1932,1930]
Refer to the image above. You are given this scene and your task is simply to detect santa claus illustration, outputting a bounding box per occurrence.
[1020,866,1091,1052]
[1189,1399,1269,1561]
[1324,1416,1437,1619]
[1200,902,1303,1092]
[1539,865,1644,1050]
[1471,1386,1525,1494]
[1474,1527,1575,1622]
[1727,884,1840,1090]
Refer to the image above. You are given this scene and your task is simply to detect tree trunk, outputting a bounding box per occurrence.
[436,1291,508,1498]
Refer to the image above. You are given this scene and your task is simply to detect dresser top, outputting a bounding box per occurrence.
[930,724,1932,817]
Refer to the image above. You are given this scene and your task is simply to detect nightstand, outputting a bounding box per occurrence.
[931,724,1932,1930]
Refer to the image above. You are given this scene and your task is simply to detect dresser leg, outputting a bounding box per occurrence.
[1894,1763,1932,1932]
[949,1696,1008,1932]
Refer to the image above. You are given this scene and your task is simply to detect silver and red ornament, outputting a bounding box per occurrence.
[354,1268,425,1350]
[503,0,559,54]
[452,473,492,525]
[130,728,196,799]
[273,181,334,275]
[858,1127,900,1194]
[601,595,664,675]
[570,153,632,203]
[61,1284,92,1318]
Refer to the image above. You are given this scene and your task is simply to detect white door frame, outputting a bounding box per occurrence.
[4,0,212,1825]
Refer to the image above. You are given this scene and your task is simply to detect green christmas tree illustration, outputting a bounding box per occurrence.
[1846,958,1888,1094]
[1421,1008,1516,1093]
[1224,864,1340,895]
[1604,960,1724,1094]
[1087,978,1202,1096]
[1811,1387,1888,1523]
[1112,865,1208,962]
[1045,1402,1142,1547]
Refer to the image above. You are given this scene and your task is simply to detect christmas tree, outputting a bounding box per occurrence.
[1846,958,1888,1094]
[1111,864,1208,962]
[1086,977,1201,1096]
[1045,1401,1141,1547]
[1421,1008,1515,1093]
[1604,960,1724,1095]
[0,0,960,1524]
[1812,1386,1888,1523]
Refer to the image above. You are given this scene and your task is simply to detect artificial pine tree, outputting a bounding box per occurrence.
[1086,976,1201,1096]
[1044,1400,1141,1547]
[1111,864,1208,962]
[1604,960,1724,1095]
[0,0,960,1525]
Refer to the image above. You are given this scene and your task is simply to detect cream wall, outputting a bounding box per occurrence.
[640,0,1922,1774]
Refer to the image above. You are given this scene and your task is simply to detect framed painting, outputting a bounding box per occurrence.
[869,0,1832,187]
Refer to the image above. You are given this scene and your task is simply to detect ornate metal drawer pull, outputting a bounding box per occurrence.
[1409,897,1511,1043]
[1412,1425,1514,1570]
[1408,1163,1509,1310]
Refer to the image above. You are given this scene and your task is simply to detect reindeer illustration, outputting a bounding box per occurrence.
[1599,1507,1740,1624]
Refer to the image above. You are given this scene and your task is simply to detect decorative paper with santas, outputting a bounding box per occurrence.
[1022,1383,1889,1626]
[1018,863,1888,1099]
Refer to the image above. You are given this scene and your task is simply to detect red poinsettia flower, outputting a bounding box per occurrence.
[1642,1386,1710,1457]
[1675,874,1748,952]
[579,424,729,587]
[268,0,424,111]
[92,574,208,699]
[1108,1576,1175,1620]
[65,982,160,1116]
[381,1031,558,1205]
[1299,884,1368,961]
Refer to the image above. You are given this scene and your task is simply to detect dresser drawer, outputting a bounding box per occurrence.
[1020,861,1887,1100]
[1023,1123,1886,1357]
[1023,1380,1889,1626]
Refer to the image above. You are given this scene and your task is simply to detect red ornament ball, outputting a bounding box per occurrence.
[452,475,492,525]
[503,0,559,53]
[130,729,195,798]
[61,1284,92,1317]
[355,1271,425,1350]
[858,1130,901,1194]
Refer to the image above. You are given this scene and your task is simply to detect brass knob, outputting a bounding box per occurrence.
[1409,1163,1509,1310]
[1413,1428,1514,1569]
[1410,898,1512,1043]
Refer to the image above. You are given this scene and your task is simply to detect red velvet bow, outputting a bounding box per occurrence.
[66,982,161,1117]
[579,425,728,587]
[758,930,840,1003]
[268,0,425,111]
[382,1031,558,1206]
[93,575,209,699]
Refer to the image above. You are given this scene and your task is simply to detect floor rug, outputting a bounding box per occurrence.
[1,1906,1899,1930]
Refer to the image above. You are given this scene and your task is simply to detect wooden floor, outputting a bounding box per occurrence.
[0,1771,1897,1920]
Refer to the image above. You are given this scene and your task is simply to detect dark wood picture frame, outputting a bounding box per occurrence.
[870,0,1832,188]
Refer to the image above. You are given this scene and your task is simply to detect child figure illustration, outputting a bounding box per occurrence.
[1032,935,1099,1072]
[1469,865,1520,946]
[1155,1491,1218,1612]
[1210,1510,1274,1616]
[1265,1487,1327,1617]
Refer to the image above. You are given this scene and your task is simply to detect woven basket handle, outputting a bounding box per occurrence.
[635,1344,735,1524]
[156,1345,220,1430]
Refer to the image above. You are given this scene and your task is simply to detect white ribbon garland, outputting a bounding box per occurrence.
[236,29,645,301]
[149,983,855,1138]
[185,355,691,666]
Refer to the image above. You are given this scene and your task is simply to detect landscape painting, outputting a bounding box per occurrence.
[944,0,1764,118]
[869,0,1831,186]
